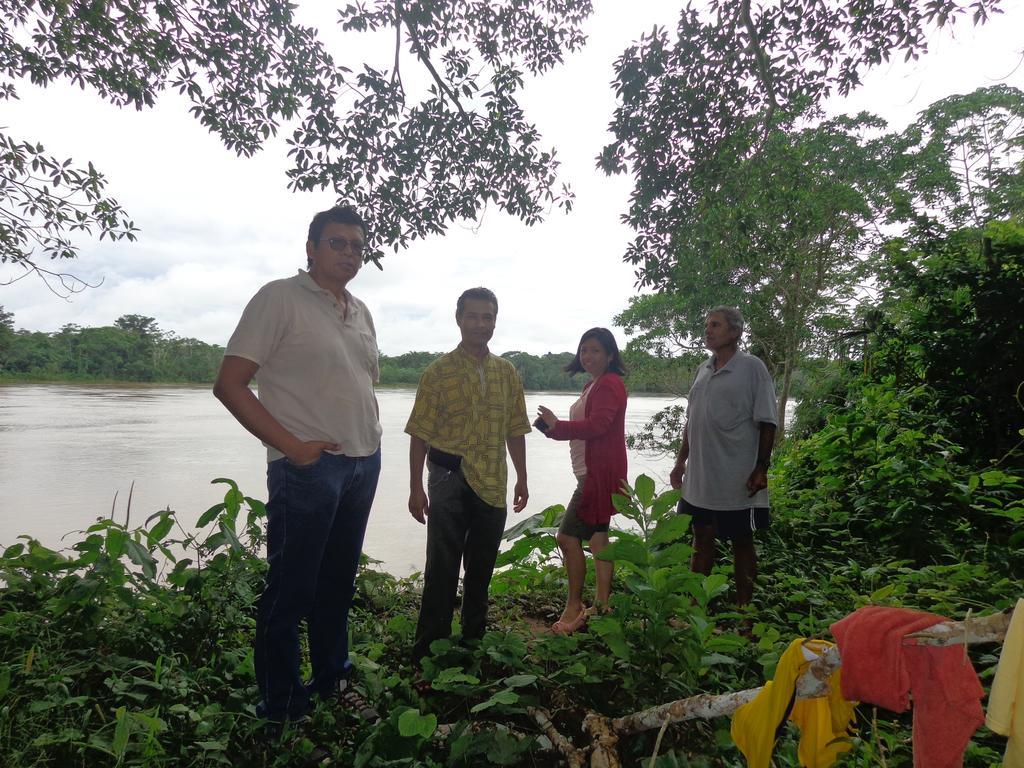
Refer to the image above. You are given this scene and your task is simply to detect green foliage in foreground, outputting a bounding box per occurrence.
[2,434,1022,767]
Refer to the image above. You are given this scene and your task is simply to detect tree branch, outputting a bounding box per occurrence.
[738,0,778,116]
[391,0,403,87]
[527,707,586,768]
[402,13,468,121]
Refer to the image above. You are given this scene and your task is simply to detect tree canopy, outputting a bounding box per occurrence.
[600,0,1003,287]
[1,0,592,288]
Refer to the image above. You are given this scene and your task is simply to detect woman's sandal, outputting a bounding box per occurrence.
[551,609,589,635]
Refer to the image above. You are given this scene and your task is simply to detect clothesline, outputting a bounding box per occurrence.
[432,606,1018,768]
[613,607,1014,736]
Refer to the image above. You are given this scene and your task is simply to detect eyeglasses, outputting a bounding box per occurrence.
[324,237,365,255]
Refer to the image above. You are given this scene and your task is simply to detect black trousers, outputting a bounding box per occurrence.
[413,462,507,660]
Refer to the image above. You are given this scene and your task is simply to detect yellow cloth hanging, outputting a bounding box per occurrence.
[986,598,1024,768]
[732,638,856,768]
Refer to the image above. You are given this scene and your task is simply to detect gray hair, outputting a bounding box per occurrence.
[708,306,744,335]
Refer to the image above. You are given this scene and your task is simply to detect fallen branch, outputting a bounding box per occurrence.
[612,688,760,737]
[528,707,585,768]
[906,607,1012,646]
[583,713,621,768]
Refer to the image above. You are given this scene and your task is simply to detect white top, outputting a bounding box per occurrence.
[224,270,382,461]
[568,383,592,477]
[681,350,777,509]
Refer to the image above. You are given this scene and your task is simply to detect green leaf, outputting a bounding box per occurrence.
[218,521,243,553]
[112,707,130,761]
[3,543,25,559]
[982,470,1020,488]
[651,488,682,520]
[595,536,649,566]
[495,537,542,567]
[397,709,437,739]
[470,689,519,713]
[430,667,480,691]
[210,478,239,493]
[701,653,739,666]
[0,667,10,699]
[385,615,415,637]
[588,616,632,660]
[611,492,636,516]
[648,513,691,546]
[502,674,537,688]
[147,514,174,544]
[869,584,896,602]
[124,539,157,580]
[502,507,561,540]
[634,474,656,508]
[243,497,267,518]
[105,528,126,559]
[223,488,244,515]
[714,727,734,748]
[196,503,224,528]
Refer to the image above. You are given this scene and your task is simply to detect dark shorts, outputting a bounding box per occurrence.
[558,476,610,541]
[678,498,770,542]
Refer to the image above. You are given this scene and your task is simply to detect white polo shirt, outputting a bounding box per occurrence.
[681,350,777,510]
[225,270,382,461]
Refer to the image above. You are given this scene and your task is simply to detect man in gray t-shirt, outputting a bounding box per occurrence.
[669,307,777,606]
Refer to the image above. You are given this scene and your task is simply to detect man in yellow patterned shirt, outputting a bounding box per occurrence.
[406,287,531,662]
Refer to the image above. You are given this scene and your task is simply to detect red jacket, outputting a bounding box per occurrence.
[545,373,628,525]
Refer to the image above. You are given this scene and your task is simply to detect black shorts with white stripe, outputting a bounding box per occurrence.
[678,498,770,542]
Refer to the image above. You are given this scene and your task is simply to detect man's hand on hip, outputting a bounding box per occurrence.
[746,466,768,497]
[512,480,529,513]
[287,440,339,467]
[409,486,429,524]
[669,461,686,490]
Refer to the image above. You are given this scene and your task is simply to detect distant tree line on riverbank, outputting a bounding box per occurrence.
[0,309,688,392]
[0,312,223,383]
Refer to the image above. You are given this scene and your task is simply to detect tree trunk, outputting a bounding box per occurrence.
[776,356,794,440]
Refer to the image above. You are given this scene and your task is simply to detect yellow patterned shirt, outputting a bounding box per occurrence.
[405,346,531,508]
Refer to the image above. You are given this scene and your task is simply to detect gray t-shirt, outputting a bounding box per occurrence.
[681,350,778,510]
[224,270,382,461]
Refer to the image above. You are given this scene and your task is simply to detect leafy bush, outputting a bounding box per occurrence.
[871,220,1024,465]
[2,463,1020,766]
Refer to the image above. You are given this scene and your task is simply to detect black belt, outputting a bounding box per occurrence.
[427,447,462,472]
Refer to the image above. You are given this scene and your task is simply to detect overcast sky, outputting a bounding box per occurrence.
[2,2,1023,355]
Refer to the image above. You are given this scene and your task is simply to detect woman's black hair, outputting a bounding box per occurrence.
[564,327,627,376]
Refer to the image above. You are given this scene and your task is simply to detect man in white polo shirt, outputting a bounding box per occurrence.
[669,306,777,607]
[213,205,382,729]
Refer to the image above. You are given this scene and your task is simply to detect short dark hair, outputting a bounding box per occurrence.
[564,327,627,376]
[307,205,368,245]
[456,287,498,318]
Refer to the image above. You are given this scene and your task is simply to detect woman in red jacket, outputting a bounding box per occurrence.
[536,327,628,634]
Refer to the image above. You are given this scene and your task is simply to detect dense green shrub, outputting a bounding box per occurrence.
[871,220,1024,465]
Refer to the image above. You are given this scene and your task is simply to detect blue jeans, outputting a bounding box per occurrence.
[255,449,381,721]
